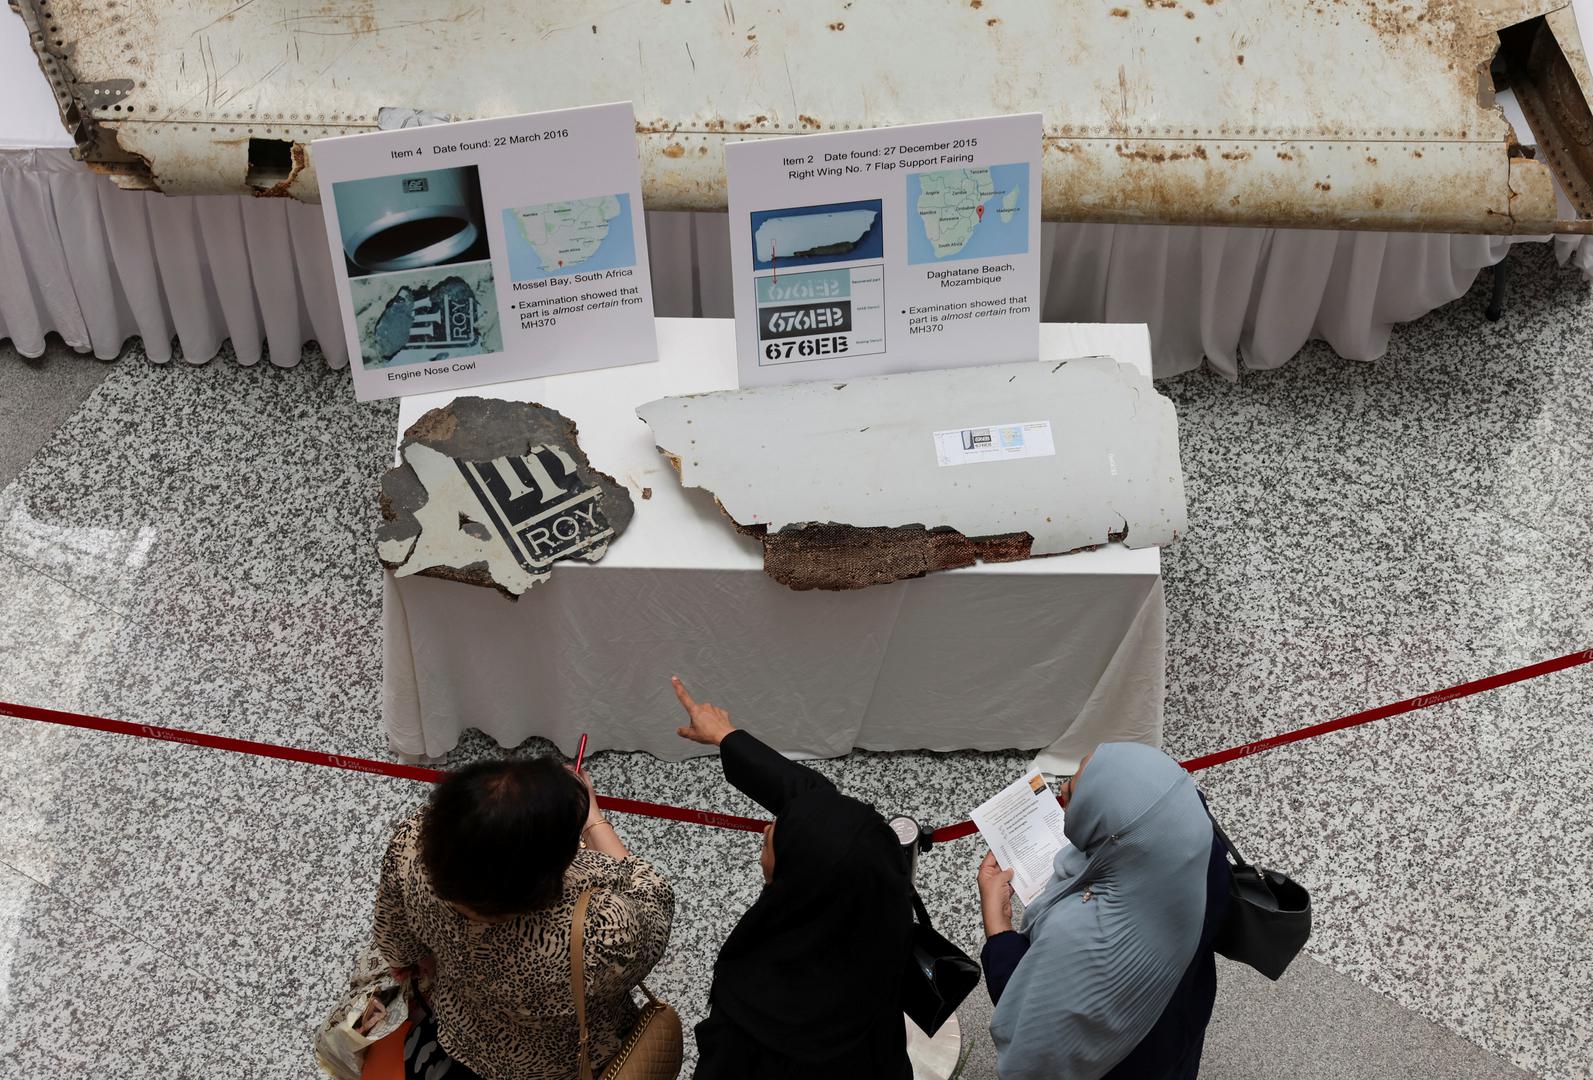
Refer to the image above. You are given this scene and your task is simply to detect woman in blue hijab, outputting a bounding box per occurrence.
[976,742,1231,1080]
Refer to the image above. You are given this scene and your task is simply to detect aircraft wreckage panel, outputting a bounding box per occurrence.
[379,396,633,598]
[637,357,1185,591]
[14,0,1593,232]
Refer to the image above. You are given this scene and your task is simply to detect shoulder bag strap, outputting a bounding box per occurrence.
[1201,797,1253,871]
[571,887,596,1080]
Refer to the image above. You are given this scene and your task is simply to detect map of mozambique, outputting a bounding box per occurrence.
[915,168,1022,258]
[513,196,623,272]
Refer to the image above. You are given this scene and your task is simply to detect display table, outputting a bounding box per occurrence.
[383,319,1165,771]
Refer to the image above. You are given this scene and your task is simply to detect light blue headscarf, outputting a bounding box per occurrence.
[990,742,1213,1080]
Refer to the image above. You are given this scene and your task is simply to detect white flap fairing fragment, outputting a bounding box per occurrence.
[637,357,1186,590]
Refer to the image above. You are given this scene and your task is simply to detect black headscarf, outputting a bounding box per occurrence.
[706,730,913,1068]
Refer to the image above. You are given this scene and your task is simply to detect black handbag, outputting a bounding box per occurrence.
[1206,809,1312,981]
[902,889,981,1036]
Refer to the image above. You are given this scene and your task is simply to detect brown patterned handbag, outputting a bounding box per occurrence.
[571,888,683,1080]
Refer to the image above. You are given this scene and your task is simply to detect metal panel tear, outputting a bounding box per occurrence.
[1498,11,1593,218]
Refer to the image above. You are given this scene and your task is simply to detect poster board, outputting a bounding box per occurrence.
[726,113,1042,387]
[311,102,657,401]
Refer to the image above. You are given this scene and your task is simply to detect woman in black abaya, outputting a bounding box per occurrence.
[671,676,914,1080]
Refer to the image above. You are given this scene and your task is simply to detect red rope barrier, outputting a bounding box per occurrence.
[4,646,1587,843]
[1175,648,1593,772]
[0,700,769,833]
[929,647,1593,843]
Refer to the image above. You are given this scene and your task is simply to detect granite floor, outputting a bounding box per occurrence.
[0,242,1587,1079]
[0,335,112,486]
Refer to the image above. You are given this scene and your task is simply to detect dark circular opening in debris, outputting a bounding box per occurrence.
[354,215,478,273]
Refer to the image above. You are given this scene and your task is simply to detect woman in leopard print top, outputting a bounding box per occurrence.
[373,756,675,1080]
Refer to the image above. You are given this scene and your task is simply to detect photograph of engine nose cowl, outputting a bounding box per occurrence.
[333,164,490,277]
[331,164,503,371]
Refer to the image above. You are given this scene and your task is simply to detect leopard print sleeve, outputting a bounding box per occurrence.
[372,813,425,969]
[581,853,675,1003]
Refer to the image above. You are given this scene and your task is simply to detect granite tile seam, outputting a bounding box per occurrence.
[0,544,382,758]
[1296,942,1556,1077]
[0,859,316,1079]
[0,774,397,1020]
[0,839,239,1008]
[0,548,147,636]
[0,850,52,891]
[0,359,391,640]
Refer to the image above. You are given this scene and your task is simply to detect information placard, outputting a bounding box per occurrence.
[311,102,656,401]
[726,114,1041,387]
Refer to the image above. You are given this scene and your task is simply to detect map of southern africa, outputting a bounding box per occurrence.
[914,168,1023,258]
[512,195,623,272]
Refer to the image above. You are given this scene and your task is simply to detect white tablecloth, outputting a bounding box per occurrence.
[384,319,1165,771]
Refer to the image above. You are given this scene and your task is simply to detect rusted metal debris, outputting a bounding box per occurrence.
[637,357,1185,592]
[378,397,632,598]
[745,521,1035,591]
[13,0,1593,233]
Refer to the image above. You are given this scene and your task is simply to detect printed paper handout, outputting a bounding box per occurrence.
[971,770,1074,905]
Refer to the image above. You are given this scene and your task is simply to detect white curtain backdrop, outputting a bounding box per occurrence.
[639,211,1593,378]
[0,149,348,367]
[4,147,1590,377]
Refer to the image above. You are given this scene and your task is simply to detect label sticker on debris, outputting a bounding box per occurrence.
[932,421,1055,467]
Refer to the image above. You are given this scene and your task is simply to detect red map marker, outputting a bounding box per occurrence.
[976,204,985,223]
